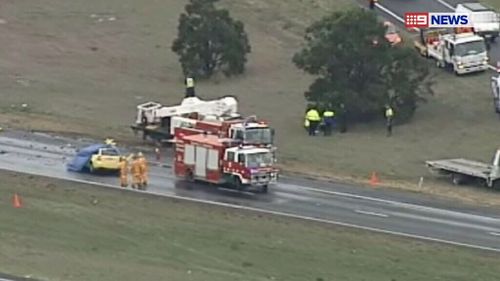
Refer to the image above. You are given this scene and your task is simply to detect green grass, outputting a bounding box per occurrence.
[0,170,499,281]
[1,0,500,200]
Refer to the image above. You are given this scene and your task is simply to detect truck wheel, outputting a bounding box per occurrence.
[185,170,194,182]
[234,176,243,191]
[451,174,464,185]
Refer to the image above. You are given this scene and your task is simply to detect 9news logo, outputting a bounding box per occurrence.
[405,12,472,28]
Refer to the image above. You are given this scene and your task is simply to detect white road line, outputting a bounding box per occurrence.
[375,1,497,71]
[489,231,500,236]
[282,183,500,223]
[436,0,455,10]
[2,166,499,253]
[391,211,500,233]
[355,210,389,218]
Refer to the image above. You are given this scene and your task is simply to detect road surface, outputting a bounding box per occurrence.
[376,0,500,70]
[1,131,500,253]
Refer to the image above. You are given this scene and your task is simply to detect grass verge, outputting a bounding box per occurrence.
[0,170,499,281]
[1,0,500,203]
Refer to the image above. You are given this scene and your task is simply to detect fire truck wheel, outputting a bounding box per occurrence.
[186,170,194,182]
[233,176,243,190]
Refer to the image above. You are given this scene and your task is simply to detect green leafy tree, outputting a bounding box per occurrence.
[293,8,433,123]
[172,0,251,79]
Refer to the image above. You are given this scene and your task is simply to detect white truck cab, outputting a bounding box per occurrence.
[429,32,489,75]
[456,2,500,42]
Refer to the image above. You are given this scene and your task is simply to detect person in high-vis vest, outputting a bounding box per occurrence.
[305,107,321,136]
[118,157,129,188]
[137,152,149,189]
[385,105,394,137]
[322,109,335,136]
[185,77,195,98]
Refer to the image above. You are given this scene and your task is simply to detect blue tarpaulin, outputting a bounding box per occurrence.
[66,143,108,172]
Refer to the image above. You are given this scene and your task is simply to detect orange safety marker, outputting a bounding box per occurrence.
[369,172,380,187]
[12,193,22,208]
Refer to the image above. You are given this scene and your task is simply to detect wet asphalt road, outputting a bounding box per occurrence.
[1,131,500,252]
[377,0,500,69]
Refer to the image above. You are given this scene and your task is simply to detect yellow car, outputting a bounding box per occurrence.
[88,146,122,172]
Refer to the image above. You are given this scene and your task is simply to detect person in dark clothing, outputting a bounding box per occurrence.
[369,0,376,10]
[338,103,347,133]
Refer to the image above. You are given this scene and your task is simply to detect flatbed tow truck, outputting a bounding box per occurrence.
[426,149,500,188]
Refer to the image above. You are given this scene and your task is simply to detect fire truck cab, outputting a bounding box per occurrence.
[174,132,278,193]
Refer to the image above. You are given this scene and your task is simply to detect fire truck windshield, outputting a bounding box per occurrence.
[244,128,273,145]
[246,152,274,168]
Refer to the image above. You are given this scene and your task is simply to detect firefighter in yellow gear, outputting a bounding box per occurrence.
[137,152,149,188]
[119,157,129,187]
[130,154,143,189]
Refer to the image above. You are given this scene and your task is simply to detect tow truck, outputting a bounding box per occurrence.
[425,148,500,188]
[131,95,240,143]
[173,128,278,193]
[414,28,489,75]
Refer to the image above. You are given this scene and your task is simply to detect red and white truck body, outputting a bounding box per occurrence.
[174,130,278,193]
[171,115,275,148]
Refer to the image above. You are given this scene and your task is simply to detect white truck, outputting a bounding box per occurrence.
[426,149,500,188]
[456,2,500,42]
[131,96,241,143]
[414,29,489,75]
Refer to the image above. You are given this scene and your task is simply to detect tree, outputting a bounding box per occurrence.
[293,8,433,123]
[172,0,251,79]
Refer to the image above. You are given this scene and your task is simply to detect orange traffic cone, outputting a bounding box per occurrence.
[12,193,22,208]
[369,172,380,187]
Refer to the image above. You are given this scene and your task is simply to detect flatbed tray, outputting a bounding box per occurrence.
[426,158,493,179]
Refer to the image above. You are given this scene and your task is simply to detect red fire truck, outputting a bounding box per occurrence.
[174,129,278,193]
[172,115,275,148]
